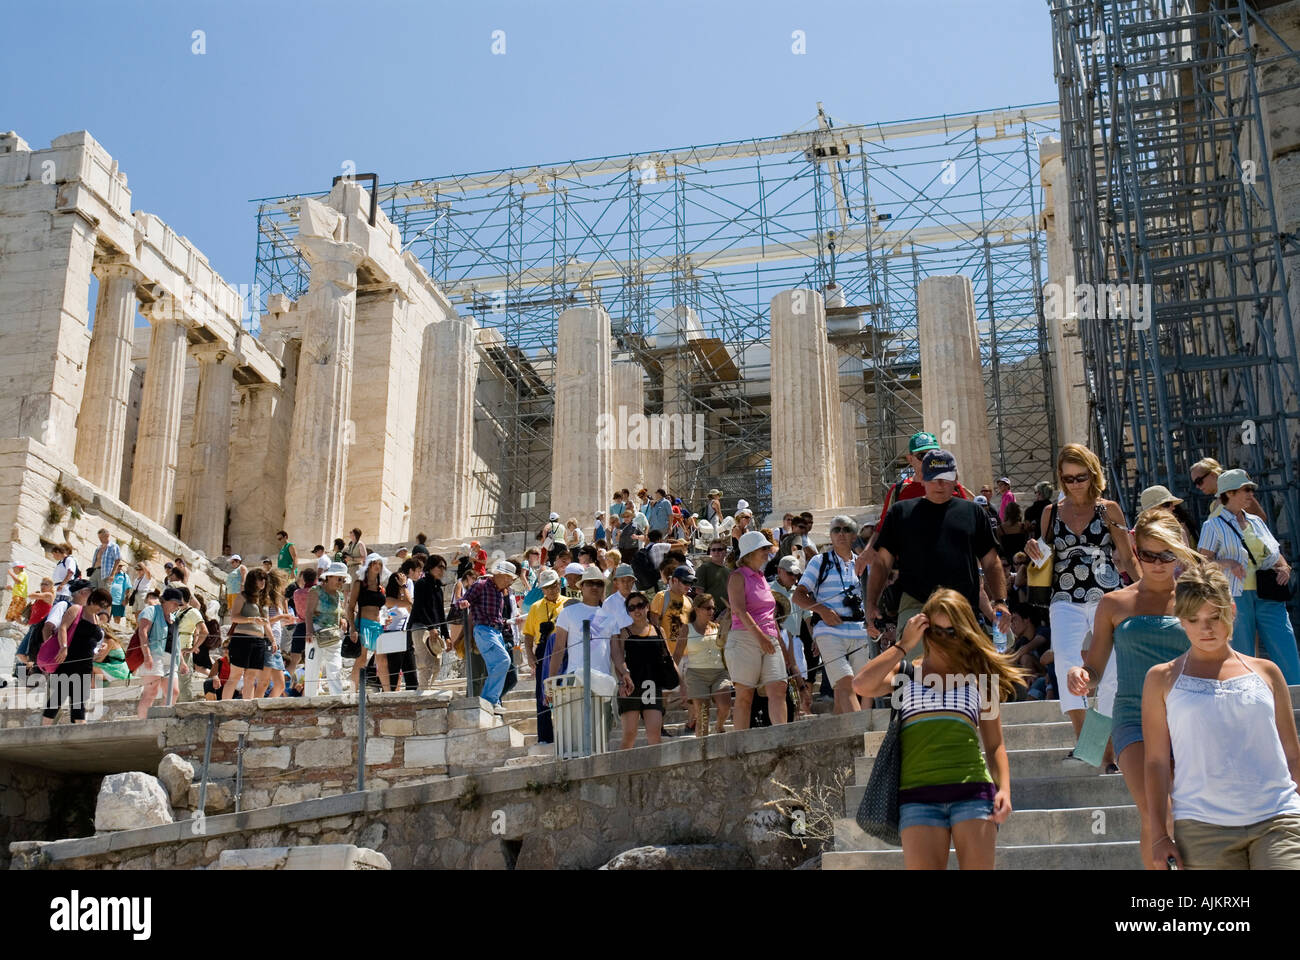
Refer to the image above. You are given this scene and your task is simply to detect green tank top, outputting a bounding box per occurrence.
[1112,615,1186,728]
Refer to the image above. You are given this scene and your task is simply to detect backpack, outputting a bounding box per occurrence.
[631,546,659,591]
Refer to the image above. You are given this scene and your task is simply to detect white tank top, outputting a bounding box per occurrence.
[1167,651,1300,826]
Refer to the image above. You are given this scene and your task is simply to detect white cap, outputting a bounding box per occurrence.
[736,499,750,512]
[549,512,560,521]
[564,562,585,577]
[490,559,517,577]
[229,554,241,564]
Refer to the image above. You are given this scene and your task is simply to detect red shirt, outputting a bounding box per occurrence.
[472,549,488,576]
[27,598,51,626]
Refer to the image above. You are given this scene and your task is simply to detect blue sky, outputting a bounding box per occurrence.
[4,0,1058,288]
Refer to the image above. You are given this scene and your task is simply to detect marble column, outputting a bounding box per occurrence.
[74,259,141,498]
[918,275,994,489]
[822,345,843,505]
[770,289,838,513]
[283,238,365,549]
[128,304,189,527]
[412,317,479,538]
[550,306,612,525]
[1040,138,1090,447]
[610,360,645,494]
[660,353,690,495]
[179,344,236,556]
[839,398,861,507]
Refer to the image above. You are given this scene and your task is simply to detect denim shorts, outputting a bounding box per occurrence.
[1111,720,1143,758]
[900,797,995,831]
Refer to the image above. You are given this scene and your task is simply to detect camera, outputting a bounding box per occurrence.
[843,589,866,622]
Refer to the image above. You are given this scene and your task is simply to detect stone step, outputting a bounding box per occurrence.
[821,840,1140,870]
[853,746,1109,785]
[832,802,1139,851]
[844,770,1134,816]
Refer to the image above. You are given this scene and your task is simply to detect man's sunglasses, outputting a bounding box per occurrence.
[709,547,726,553]
[830,526,855,534]
[926,625,958,640]
[1138,549,1177,564]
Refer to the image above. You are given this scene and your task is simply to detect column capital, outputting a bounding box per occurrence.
[92,256,143,284]
[189,341,238,367]
[298,237,366,283]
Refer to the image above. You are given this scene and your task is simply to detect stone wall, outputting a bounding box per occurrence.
[10,711,872,871]
[0,760,99,870]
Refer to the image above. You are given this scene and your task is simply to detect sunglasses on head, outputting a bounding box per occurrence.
[926,625,958,640]
[1138,549,1177,564]
[1061,473,1091,485]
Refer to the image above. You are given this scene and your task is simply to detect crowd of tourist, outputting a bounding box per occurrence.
[3,432,1299,871]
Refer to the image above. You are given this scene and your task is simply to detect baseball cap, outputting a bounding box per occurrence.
[974,495,989,506]
[778,555,803,575]
[671,565,696,584]
[228,554,241,564]
[579,567,607,584]
[613,563,636,580]
[11,561,23,569]
[909,431,940,455]
[921,449,959,482]
[1217,469,1256,494]
[490,559,518,577]
[564,562,585,577]
[537,568,561,588]
[549,512,560,521]
[68,578,92,594]
[998,476,1011,486]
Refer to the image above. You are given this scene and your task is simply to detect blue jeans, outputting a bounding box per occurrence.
[1232,589,1300,684]
[899,797,995,831]
[473,625,511,705]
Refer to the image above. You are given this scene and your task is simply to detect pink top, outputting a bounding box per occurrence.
[999,490,1016,521]
[731,565,778,637]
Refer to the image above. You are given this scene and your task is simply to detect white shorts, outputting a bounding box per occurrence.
[1050,599,1117,716]
[724,632,786,688]
[138,652,172,679]
[814,628,872,685]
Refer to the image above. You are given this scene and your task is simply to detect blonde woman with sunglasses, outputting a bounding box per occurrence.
[854,589,1024,869]
[1025,444,1138,759]
[1066,510,1199,867]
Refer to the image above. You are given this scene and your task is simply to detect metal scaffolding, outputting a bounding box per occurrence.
[1050,0,1300,547]
[252,102,1061,536]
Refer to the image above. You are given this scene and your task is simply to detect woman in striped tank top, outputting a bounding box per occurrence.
[854,588,1025,869]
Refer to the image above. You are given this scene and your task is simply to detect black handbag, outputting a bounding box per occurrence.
[855,659,914,846]
[342,632,362,658]
[1219,515,1293,604]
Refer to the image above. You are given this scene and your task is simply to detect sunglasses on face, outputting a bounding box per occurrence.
[830,526,854,534]
[926,625,958,640]
[1138,549,1177,564]
[627,602,648,612]
[1192,473,1208,487]
[709,548,725,554]
[1061,473,1090,485]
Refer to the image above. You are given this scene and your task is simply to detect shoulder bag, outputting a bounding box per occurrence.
[1218,515,1293,603]
[855,659,914,846]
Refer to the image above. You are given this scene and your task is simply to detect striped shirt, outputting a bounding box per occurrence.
[898,676,992,803]
[1197,511,1282,597]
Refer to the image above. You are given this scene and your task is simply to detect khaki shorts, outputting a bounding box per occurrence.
[895,592,926,658]
[724,633,786,688]
[138,652,172,679]
[1175,814,1300,869]
[815,628,872,684]
[685,667,731,699]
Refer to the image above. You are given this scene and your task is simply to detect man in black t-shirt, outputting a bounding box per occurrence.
[866,449,1009,656]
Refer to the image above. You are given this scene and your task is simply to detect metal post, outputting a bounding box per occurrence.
[463,609,475,697]
[196,714,215,816]
[234,732,245,813]
[582,620,593,757]
[357,665,367,792]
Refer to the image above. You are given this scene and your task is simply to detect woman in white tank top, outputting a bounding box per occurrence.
[1143,563,1300,870]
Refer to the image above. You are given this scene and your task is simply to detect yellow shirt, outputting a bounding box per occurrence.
[651,590,692,647]
[10,571,28,601]
[523,596,566,644]
[1241,524,1265,592]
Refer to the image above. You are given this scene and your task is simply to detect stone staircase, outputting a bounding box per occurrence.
[824,688,1300,870]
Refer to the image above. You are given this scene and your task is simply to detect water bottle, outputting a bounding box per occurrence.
[993,611,1011,654]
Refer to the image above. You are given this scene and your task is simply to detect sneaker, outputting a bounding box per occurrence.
[1104,762,1120,775]
[1064,750,1086,763]
[492,702,506,716]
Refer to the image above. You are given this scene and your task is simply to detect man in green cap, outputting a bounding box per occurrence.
[865,431,973,559]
